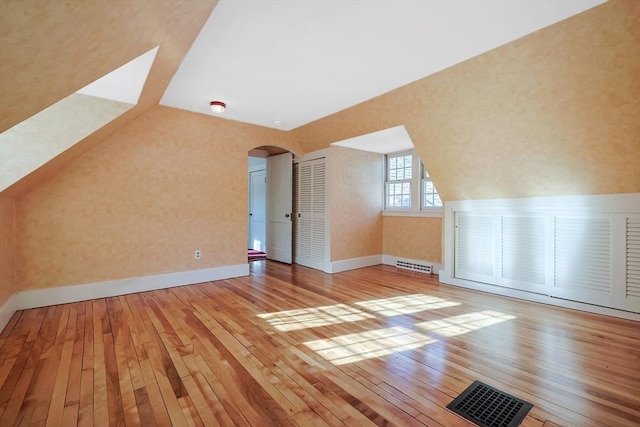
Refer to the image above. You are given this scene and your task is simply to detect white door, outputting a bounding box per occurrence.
[294,158,326,270]
[249,169,266,251]
[266,153,293,263]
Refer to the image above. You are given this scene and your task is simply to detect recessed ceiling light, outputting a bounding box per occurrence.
[210,101,226,113]
[272,120,284,127]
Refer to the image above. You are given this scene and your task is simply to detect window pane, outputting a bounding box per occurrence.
[402,195,411,207]
[425,181,433,192]
[397,156,404,168]
[397,169,404,180]
[402,182,410,194]
[405,166,412,180]
[389,157,396,169]
[422,179,442,208]
[389,169,396,181]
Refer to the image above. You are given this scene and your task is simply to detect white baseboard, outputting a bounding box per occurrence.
[0,293,18,334]
[329,255,382,273]
[382,255,442,275]
[12,263,249,312]
[439,271,640,322]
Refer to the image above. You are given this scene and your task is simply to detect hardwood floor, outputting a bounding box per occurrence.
[0,262,638,426]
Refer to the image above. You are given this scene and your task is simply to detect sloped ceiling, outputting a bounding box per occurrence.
[0,0,217,194]
[0,0,623,197]
[0,0,217,133]
[162,0,605,130]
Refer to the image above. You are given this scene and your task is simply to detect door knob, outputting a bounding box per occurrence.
[285,213,290,218]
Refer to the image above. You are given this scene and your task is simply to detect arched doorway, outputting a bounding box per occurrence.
[247,145,294,263]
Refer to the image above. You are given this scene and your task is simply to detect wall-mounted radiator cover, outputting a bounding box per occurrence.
[396,260,433,274]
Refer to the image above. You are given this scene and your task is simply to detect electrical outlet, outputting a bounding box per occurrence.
[195,250,201,260]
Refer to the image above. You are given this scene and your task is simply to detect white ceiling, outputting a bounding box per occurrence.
[160,0,605,131]
[78,47,159,106]
[331,125,414,154]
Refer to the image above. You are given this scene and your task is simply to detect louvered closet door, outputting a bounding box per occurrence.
[622,214,640,312]
[454,212,496,283]
[294,158,326,271]
[551,216,615,307]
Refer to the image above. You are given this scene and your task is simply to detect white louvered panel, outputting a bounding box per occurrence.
[296,218,312,260]
[311,219,326,262]
[501,216,546,286]
[298,162,312,214]
[455,214,494,280]
[554,217,612,293]
[312,161,326,214]
[626,216,640,298]
[292,163,299,258]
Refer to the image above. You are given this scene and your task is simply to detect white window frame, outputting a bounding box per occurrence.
[383,149,442,218]
[385,149,416,210]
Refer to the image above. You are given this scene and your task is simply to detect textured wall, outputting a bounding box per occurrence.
[295,0,640,200]
[15,107,299,291]
[329,147,383,261]
[0,195,16,307]
[382,216,442,264]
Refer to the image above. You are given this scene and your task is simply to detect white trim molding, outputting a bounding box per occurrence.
[0,264,249,328]
[0,294,18,334]
[382,209,442,218]
[329,255,382,274]
[437,273,640,322]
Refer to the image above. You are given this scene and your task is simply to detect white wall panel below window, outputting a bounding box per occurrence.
[623,215,640,312]
[552,216,614,306]
[454,213,494,282]
[442,193,640,315]
[500,215,547,294]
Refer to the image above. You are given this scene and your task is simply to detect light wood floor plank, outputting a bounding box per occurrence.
[0,262,637,426]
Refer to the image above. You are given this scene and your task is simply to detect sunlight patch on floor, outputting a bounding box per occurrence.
[304,326,436,365]
[354,294,460,316]
[257,304,375,331]
[416,310,516,337]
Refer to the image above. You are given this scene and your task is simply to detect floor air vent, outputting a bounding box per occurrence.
[447,381,533,427]
[396,260,432,274]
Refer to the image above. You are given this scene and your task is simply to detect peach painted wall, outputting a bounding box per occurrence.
[294,0,640,200]
[329,147,383,261]
[15,106,299,291]
[382,216,442,264]
[0,196,16,307]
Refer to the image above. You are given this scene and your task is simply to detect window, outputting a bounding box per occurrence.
[422,168,442,208]
[385,149,441,213]
[386,153,413,208]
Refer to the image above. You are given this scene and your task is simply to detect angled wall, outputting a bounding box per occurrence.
[14,107,299,292]
[294,0,640,201]
[328,146,384,262]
